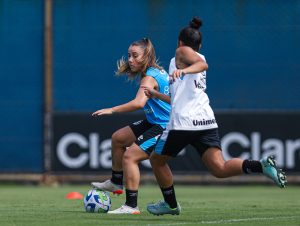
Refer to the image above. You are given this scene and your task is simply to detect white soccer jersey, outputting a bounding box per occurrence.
[167,54,218,131]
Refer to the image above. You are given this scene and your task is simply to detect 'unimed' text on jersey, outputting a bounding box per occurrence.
[168,54,218,131]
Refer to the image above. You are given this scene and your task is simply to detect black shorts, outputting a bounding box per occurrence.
[154,128,221,157]
[129,119,164,155]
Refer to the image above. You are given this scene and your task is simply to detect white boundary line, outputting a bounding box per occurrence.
[146,216,300,226]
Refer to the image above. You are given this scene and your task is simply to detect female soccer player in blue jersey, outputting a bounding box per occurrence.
[143,17,287,216]
[91,37,208,214]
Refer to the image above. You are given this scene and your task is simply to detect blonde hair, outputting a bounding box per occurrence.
[115,38,163,80]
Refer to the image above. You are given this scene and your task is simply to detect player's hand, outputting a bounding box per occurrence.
[141,86,156,98]
[92,108,114,116]
[171,69,185,81]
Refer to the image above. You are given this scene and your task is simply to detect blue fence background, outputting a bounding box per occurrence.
[53,0,300,111]
[0,0,44,172]
[0,0,299,172]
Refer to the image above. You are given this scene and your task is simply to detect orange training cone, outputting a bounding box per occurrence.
[65,191,84,200]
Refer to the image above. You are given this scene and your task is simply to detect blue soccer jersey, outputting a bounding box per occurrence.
[143,67,171,128]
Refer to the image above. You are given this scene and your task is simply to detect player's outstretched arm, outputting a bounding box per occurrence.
[92,76,156,116]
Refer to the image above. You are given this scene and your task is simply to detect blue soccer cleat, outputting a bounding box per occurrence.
[147,200,181,215]
[260,155,287,188]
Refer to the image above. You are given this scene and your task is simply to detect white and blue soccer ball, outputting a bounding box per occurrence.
[83,189,111,213]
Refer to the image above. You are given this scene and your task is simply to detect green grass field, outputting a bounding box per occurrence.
[0,184,299,226]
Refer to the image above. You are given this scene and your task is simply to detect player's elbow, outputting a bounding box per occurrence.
[199,61,208,71]
[133,100,145,109]
[136,103,145,109]
[204,63,208,70]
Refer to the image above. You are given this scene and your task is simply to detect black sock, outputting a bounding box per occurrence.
[111,170,123,186]
[161,185,177,209]
[242,160,263,174]
[125,189,138,208]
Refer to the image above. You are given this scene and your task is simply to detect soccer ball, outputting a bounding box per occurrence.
[83,189,111,213]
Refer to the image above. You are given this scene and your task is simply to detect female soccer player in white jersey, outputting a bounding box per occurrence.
[143,17,287,216]
[91,37,208,214]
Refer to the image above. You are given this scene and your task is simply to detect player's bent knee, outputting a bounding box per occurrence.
[122,152,133,164]
[122,150,143,165]
[112,131,127,145]
[211,172,226,178]
[210,165,227,178]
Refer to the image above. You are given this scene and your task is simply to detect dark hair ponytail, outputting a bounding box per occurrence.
[178,17,203,51]
[189,17,202,29]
